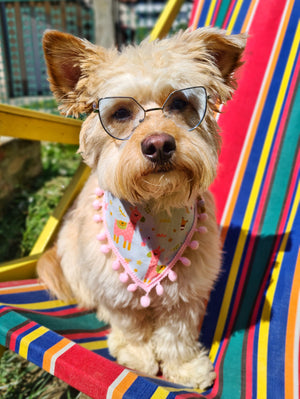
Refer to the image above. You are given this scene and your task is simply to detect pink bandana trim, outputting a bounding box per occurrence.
[93,188,207,307]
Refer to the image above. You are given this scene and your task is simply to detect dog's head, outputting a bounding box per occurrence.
[43,28,246,209]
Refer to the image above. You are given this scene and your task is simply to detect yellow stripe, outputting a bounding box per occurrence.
[19,326,48,359]
[210,10,298,361]
[227,0,244,34]
[204,0,218,26]
[2,299,77,310]
[79,340,107,350]
[257,182,300,399]
[151,386,171,399]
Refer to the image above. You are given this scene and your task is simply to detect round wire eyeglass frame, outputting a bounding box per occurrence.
[93,86,208,141]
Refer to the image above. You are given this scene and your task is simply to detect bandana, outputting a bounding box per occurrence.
[93,188,207,307]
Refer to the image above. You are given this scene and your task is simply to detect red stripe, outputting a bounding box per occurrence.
[37,307,89,317]
[9,321,37,352]
[63,329,110,340]
[6,306,89,317]
[210,0,288,223]
[54,344,125,398]
[188,0,201,27]
[0,306,10,314]
[211,0,223,26]
[0,279,40,288]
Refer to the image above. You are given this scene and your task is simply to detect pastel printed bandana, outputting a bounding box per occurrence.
[93,188,207,307]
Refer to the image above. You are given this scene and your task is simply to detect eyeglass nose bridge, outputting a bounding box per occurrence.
[138,106,164,124]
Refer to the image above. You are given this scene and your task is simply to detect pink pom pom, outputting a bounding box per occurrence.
[96,232,106,241]
[140,295,151,307]
[93,214,103,223]
[198,213,208,221]
[198,199,205,207]
[197,226,208,234]
[168,270,177,282]
[95,188,104,197]
[93,199,102,210]
[189,240,199,250]
[119,272,129,283]
[156,284,164,296]
[112,260,120,270]
[127,284,137,292]
[100,244,110,254]
[180,257,191,267]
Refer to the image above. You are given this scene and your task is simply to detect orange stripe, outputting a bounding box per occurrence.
[241,0,258,32]
[192,0,205,30]
[111,372,138,399]
[42,337,72,373]
[0,283,47,295]
[285,249,300,399]
[220,0,295,242]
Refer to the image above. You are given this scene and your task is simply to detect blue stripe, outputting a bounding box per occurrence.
[0,289,53,304]
[27,330,63,367]
[231,0,251,34]
[14,323,40,354]
[198,0,212,27]
[123,376,157,399]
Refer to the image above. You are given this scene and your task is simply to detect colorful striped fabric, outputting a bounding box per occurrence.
[190,0,300,398]
[0,0,299,397]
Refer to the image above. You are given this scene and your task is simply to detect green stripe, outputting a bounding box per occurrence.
[215,0,232,27]
[221,83,300,398]
[21,311,106,332]
[0,311,30,346]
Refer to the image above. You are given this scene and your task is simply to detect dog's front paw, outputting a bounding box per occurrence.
[162,351,216,390]
[108,330,159,376]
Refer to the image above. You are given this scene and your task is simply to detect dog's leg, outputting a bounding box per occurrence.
[106,311,159,376]
[37,245,74,302]
[152,305,216,390]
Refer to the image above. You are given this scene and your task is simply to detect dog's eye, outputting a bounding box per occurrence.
[168,98,188,112]
[112,108,132,121]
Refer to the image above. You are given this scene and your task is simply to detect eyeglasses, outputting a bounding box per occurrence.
[93,86,208,141]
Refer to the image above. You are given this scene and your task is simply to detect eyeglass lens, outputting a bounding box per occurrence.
[98,86,207,140]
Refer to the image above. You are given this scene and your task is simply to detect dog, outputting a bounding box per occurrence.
[37,27,246,390]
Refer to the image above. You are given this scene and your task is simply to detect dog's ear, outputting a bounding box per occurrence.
[182,27,247,91]
[43,30,109,116]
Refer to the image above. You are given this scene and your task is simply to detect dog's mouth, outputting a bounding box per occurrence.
[142,161,174,175]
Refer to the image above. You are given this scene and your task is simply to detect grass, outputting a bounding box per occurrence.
[0,141,87,398]
[0,142,80,262]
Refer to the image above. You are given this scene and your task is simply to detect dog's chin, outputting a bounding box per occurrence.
[115,166,200,211]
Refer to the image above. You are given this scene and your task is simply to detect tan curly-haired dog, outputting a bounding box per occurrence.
[38,28,246,389]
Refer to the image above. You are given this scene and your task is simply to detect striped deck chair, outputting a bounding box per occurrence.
[0,0,299,397]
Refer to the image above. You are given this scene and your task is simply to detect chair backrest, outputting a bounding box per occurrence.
[190,1,300,398]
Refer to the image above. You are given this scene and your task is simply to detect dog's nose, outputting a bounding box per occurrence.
[141,133,176,163]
